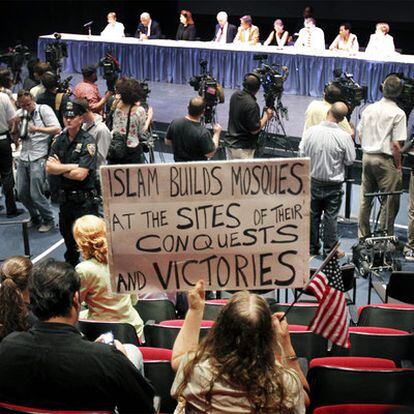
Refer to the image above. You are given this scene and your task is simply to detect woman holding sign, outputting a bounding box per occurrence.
[73,215,144,337]
[171,281,309,413]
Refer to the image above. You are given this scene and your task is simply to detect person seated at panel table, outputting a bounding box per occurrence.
[213,11,237,44]
[100,12,125,39]
[329,22,359,54]
[170,280,309,413]
[135,12,162,40]
[365,22,396,56]
[176,10,196,41]
[233,15,260,45]
[294,17,325,50]
[264,19,289,47]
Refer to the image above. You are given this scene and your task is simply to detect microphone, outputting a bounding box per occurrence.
[401,134,414,153]
[19,110,30,140]
[84,20,94,27]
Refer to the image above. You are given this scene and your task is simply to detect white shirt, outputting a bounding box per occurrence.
[295,26,325,50]
[101,21,125,38]
[215,23,228,44]
[329,34,359,53]
[358,98,406,156]
[0,92,16,133]
[365,33,395,56]
[300,121,356,182]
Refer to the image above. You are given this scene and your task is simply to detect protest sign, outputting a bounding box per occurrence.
[101,158,310,293]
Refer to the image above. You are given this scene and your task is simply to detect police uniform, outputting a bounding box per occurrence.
[50,102,98,266]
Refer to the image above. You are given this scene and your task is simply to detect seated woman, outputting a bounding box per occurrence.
[329,22,359,53]
[264,19,289,47]
[176,10,196,41]
[365,22,395,55]
[0,256,35,340]
[171,281,309,413]
[73,215,144,337]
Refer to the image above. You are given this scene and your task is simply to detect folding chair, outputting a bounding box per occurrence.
[270,302,318,325]
[203,299,227,321]
[78,319,140,346]
[288,325,328,359]
[134,299,176,323]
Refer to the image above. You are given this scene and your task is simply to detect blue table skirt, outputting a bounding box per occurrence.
[38,37,414,101]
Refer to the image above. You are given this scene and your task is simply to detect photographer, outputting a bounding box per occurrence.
[225,73,273,160]
[165,96,221,162]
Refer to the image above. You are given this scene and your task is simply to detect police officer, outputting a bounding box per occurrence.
[46,101,98,267]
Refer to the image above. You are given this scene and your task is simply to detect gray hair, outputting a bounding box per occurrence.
[216,11,228,21]
[383,75,403,99]
[140,12,150,20]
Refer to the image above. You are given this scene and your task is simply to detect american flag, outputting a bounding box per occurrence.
[307,255,350,348]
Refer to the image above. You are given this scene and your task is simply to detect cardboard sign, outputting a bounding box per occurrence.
[101,158,310,293]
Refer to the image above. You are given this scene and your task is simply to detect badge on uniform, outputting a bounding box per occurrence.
[87,143,96,156]
[75,143,83,153]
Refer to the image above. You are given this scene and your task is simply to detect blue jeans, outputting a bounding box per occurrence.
[310,181,344,255]
[16,158,54,223]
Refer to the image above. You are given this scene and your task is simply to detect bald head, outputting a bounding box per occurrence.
[188,96,206,117]
[328,102,348,123]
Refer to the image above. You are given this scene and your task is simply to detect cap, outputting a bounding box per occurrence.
[81,64,98,77]
[63,101,87,117]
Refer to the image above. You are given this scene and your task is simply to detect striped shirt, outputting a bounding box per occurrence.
[299,121,356,182]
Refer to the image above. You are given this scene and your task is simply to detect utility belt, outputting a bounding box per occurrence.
[59,189,97,204]
[0,130,10,141]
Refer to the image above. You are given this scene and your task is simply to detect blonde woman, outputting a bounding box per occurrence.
[171,281,309,413]
[365,22,395,56]
[73,215,144,337]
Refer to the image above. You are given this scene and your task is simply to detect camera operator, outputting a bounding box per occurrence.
[73,65,112,114]
[37,71,70,127]
[30,61,52,100]
[303,83,354,137]
[165,96,221,162]
[225,73,273,160]
[358,75,406,239]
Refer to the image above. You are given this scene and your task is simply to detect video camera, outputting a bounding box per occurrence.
[57,75,73,94]
[253,54,288,110]
[329,69,367,116]
[99,50,120,92]
[189,59,223,124]
[385,72,414,118]
[44,32,68,73]
[0,43,32,84]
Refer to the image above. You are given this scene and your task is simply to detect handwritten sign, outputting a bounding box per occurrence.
[101,158,310,293]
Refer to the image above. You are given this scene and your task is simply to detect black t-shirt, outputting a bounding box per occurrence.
[0,322,155,413]
[225,90,261,149]
[49,129,97,191]
[37,91,69,128]
[176,24,196,41]
[166,117,215,162]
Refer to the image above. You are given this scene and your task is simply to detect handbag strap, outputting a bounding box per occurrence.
[125,105,132,137]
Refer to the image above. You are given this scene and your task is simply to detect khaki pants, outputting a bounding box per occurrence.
[358,153,402,238]
[226,147,255,160]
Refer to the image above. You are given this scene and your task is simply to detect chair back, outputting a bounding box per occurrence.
[203,300,227,321]
[270,303,318,325]
[288,325,328,359]
[386,272,414,304]
[78,320,139,346]
[0,402,111,413]
[358,305,414,332]
[134,299,176,323]
[313,404,407,414]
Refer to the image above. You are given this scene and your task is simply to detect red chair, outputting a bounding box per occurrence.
[0,402,111,413]
[139,347,176,414]
[134,299,176,323]
[270,302,319,325]
[310,356,397,370]
[287,324,328,359]
[313,404,406,413]
[203,299,228,321]
[357,304,414,331]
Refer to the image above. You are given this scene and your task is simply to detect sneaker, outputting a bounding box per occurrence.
[28,216,41,228]
[38,221,55,233]
[405,249,414,261]
[6,208,25,218]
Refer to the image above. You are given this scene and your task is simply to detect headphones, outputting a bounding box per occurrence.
[242,71,261,92]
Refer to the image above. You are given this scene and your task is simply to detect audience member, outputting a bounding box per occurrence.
[171,281,309,413]
[101,12,125,38]
[225,73,273,159]
[23,58,40,91]
[73,64,112,114]
[46,101,98,267]
[0,69,15,104]
[30,61,51,100]
[16,90,61,232]
[111,77,153,164]
[358,75,406,239]
[165,96,221,162]
[0,259,155,412]
[264,19,289,47]
[213,11,237,44]
[73,215,144,336]
[176,10,196,41]
[0,256,36,341]
[300,102,356,257]
[0,91,21,217]
[303,83,354,136]
[233,15,259,45]
[135,12,162,40]
[366,22,396,56]
[329,22,359,53]
[294,17,325,50]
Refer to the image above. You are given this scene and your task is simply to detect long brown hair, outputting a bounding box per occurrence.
[176,291,301,412]
[0,256,32,339]
[181,10,194,25]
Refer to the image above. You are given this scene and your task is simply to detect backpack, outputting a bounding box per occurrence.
[106,105,132,163]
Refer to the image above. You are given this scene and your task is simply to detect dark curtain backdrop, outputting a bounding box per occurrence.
[1,1,413,56]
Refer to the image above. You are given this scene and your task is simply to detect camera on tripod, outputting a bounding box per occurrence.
[0,43,31,84]
[386,72,414,117]
[44,32,68,73]
[189,59,223,124]
[329,69,367,116]
[99,50,120,92]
